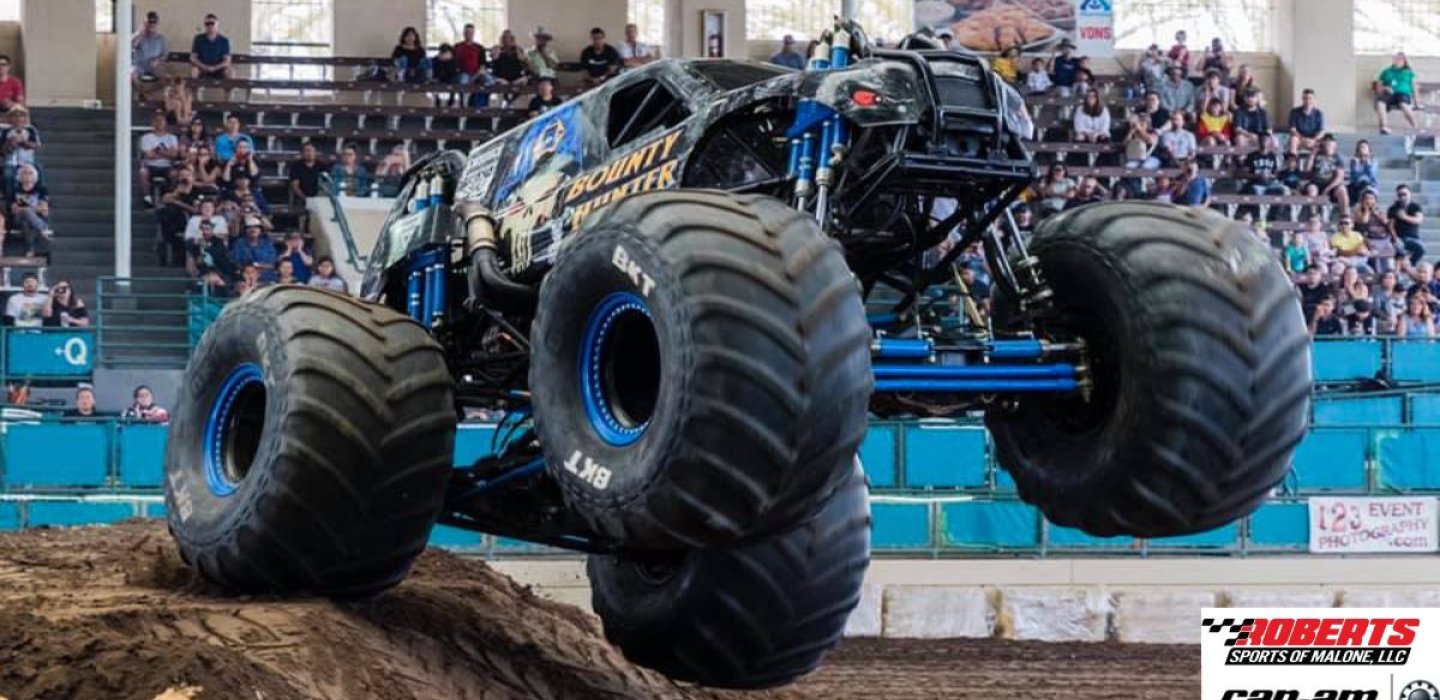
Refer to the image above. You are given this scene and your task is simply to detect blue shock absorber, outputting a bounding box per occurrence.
[786,137,802,179]
[406,265,424,321]
[872,337,933,360]
[428,254,447,327]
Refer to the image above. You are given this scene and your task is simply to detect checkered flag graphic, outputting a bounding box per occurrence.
[1201,618,1256,646]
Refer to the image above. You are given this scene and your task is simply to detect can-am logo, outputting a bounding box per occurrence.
[1202,617,1417,665]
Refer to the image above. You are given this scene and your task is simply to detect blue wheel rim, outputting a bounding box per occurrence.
[203,362,265,498]
[579,292,654,447]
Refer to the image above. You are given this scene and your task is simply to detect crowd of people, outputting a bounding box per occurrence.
[0,56,50,260]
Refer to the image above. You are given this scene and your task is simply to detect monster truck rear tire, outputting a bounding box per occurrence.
[529,190,872,548]
[587,463,870,689]
[987,203,1311,538]
[165,286,456,598]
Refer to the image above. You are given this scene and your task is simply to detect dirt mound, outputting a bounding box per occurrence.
[0,522,791,700]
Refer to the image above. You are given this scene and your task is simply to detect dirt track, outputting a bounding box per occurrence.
[0,523,1197,700]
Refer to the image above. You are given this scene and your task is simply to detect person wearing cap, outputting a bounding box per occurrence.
[131,10,168,87]
[770,35,805,70]
[1244,132,1286,196]
[1048,39,1082,98]
[187,216,233,283]
[619,23,656,70]
[231,216,278,283]
[580,27,622,85]
[1158,64,1196,115]
[527,27,560,82]
[1232,89,1270,148]
[1346,299,1379,336]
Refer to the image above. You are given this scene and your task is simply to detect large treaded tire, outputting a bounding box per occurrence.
[987,203,1311,538]
[587,464,870,689]
[530,190,872,548]
[164,286,456,598]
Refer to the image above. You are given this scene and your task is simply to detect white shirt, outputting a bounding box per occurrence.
[5,291,48,328]
[618,41,653,61]
[185,215,229,242]
[1073,109,1111,138]
[139,132,178,167]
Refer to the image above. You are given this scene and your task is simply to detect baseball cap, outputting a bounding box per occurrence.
[146,10,158,21]
[533,26,552,39]
[244,216,263,228]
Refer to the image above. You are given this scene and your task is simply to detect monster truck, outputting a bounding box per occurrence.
[164,21,1310,689]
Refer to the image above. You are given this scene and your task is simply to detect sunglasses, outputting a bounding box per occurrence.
[204,21,216,26]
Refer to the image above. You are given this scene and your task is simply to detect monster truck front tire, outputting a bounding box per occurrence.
[988,203,1311,538]
[165,286,456,598]
[587,463,870,689]
[529,190,872,548]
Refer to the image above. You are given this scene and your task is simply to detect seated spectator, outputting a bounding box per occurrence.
[330,142,372,197]
[157,171,199,266]
[1134,44,1169,93]
[1310,295,1344,336]
[491,30,530,86]
[184,198,228,243]
[1123,116,1160,170]
[1168,30,1191,79]
[288,142,325,201]
[1231,64,1259,103]
[1409,261,1440,298]
[1244,133,1286,195]
[991,46,1020,84]
[1354,189,1395,271]
[187,217,234,283]
[1025,57,1052,95]
[222,139,260,191]
[1337,265,1372,313]
[193,143,224,193]
[453,23,489,88]
[1397,293,1435,337]
[214,115,253,163]
[1330,215,1371,271]
[277,258,299,285]
[432,44,460,108]
[1049,40,1082,97]
[1296,264,1332,315]
[1389,184,1426,267]
[1150,173,1175,202]
[180,116,209,152]
[42,280,88,328]
[580,27,622,85]
[1374,51,1418,135]
[281,231,313,282]
[121,385,169,423]
[190,14,232,79]
[224,172,271,220]
[1033,163,1075,217]
[393,27,428,83]
[1278,153,1306,192]
[8,164,51,257]
[1308,136,1350,214]
[1197,37,1233,83]
[2,107,41,188]
[1196,98,1233,147]
[0,54,23,110]
[1196,70,1232,113]
[63,386,102,419]
[3,272,46,327]
[1072,91,1111,143]
[1173,159,1211,206]
[376,145,411,198]
[1345,299,1379,336]
[1158,110,1197,164]
[771,34,806,70]
[526,26,561,83]
[234,261,264,296]
[1158,65,1195,116]
[163,80,195,129]
[528,78,564,117]
[1232,90,1269,148]
[1347,140,1379,203]
[138,112,179,205]
[1374,270,1406,332]
[1070,68,1095,97]
[231,217,278,282]
[1065,177,1108,209]
[1136,91,1170,131]
[131,11,167,86]
[1299,215,1337,271]
[619,23,657,70]
[1287,88,1325,156]
[1283,230,1310,276]
[309,256,349,294]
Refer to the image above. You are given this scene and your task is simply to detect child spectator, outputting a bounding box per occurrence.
[393,27,428,83]
[1310,296,1344,336]
[330,142,372,197]
[1346,299,1379,336]
[308,256,349,295]
[281,231,313,282]
[1196,98,1233,147]
[234,262,264,296]
[528,78,564,117]
[1347,140,1379,203]
[1308,136,1350,215]
[1279,153,1306,192]
[3,272,46,327]
[2,107,41,188]
[277,258,298,285]
[1072,91,1111,143]
[122,385,169,423]
[190,14,232,79]
[1374,271,1407,333]
[1167,30,1191,79]
[1283,230,1311,276]
[1374,51,1418,135]
[1389,184,1426,266]
[1025,58,1052,95]
[0,54,24,110]
[42,280,88,327]
[8,164,51,257]
[992,46,1020,84]
[1287,88,1325,155]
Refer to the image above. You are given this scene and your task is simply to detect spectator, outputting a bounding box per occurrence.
[2,107,41,188]
[1197,37,1234,83]
[308,256,349,294]
[1025,57,1052,95]
[1374,270,1406,333]
[1133,44,1169,93]
[221,138,259,189]
[1330,215,1371,271]
[224,172,271,219]
[580,27,622,85]
[1072,91,1111,143]
[619,23,657,70]
[1196,98,1233,147]
[1354,189,1396,272]
[157,170,199,266]
[1308,136,1350,215]
[8,164,51,257]
[771,35,806,70]
[1232,90,1269,148]
[1150,173,1175,202]
[1410,261,1440,298]
[992,46,1020,84]
[138,111,179,205]
[163,76,195,125]
[1279,153,1306,192]
[187,217,234,282]
[214,114,253,163]
[1136,91,1170,131]
[1296,264,1332,316]
[1310,296,1344,336]
[491,30,530,86]
[1065,177,1108,209]
[329,142,372,197]
[1283,229,1310,276]
[376,144,410,198]
[1167,30,1191,79]
[526,27,560,83]
[1048,40,1081,97]
[3,272,46,327]
[393,27,427,83]
[1230,64,1259,104]
[288,142,325,201]
[280,231,313,282]
[121,385,169,423]
[1174,159,1211,207]
[63,386,101,419]
[1244,133,1286,195]
[528,78,564,117]
[1345,299,1379,336]
[42,280,88,328]
[453,23,490,88]
[1196,71,1232,113]
[190,14,232,79]
[193,142,224,193]
[234,261,264,296]
[1287,88,1326,156]
[231,217,278,282]
[1123,115,1160,170]
[1158,65,1195,115]
[1389,184,1426,267]
[0,55,24,110]
[184,198,227,243]
[431,44,460,108]
[1033,163,1076,217]
[180,116,209,152]
[131,10,167,86]
[1397,294,1435,337]
[1299,214,1337,271]
[1347,139,1379,203]
[277,258,298,285]
[1374,51,1418,135]
[1158,110,1197,164]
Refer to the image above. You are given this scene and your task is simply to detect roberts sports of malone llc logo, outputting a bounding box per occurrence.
[1202,616,1417,665]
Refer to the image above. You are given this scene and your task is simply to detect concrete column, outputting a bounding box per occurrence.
[21,0,100,105]
[1280,0,1357,132]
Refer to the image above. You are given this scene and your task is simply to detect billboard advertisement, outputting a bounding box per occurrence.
[914,0,1113,57]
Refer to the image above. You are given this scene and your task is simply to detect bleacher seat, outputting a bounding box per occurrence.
[1411,394,1440,425]
[1392,341,1440,382]
[1290,429,1369,491]
[1312,396,1405,427]
[1246,501,1309,550]
[871,501,933,550]
[26,500,135,527]
[1045,523,1134,549]
[902,424,988,489]
[117,424,169,488]
[859,424,899,488]
[2,423,110,488]
[1311,340,1384,382]
[1377,429,1440,490]
[940,501,1039,548]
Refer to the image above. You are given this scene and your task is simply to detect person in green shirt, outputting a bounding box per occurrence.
[1374,51,1418,134]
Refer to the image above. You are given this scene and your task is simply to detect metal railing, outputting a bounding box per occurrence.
[94,277,218,369]
[320,174,371,272]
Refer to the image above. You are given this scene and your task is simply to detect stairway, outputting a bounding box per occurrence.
[1333,132,1440,256]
